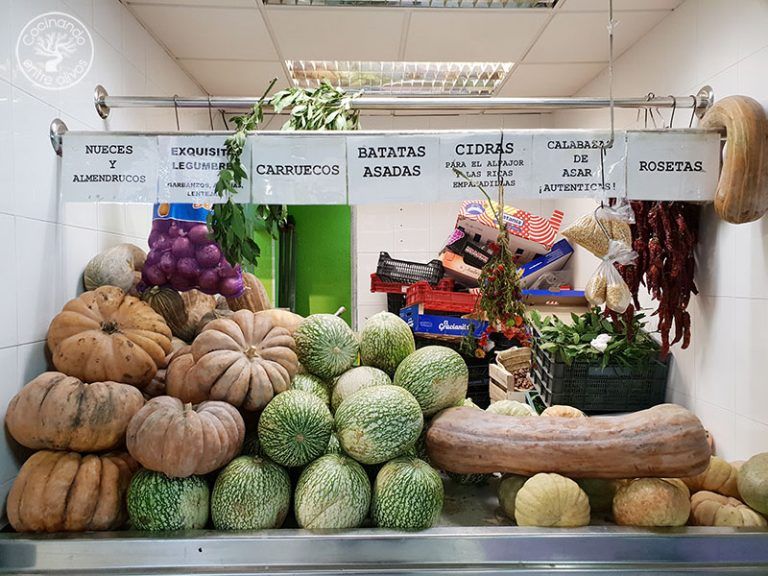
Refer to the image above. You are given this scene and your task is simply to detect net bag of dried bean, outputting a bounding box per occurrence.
[586,240,637,313]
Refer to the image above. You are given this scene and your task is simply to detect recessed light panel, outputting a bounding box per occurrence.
[286,61,514,96]
[267,0,555,7]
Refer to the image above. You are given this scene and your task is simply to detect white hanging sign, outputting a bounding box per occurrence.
[438,131,534,200]
[530,130,627,199]
[625,130,721,201]
[157,135,249,203]
[346,134,440,204]
[250,134,347,204]
[60,134,158,202]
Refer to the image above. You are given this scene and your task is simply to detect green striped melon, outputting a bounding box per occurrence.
[294,454,371,529]
[372,457,444,530]
[393,346,468,416]
[295,314,359,380]
[325,432,342,455]
[360,312,415,376]
[335,385,423,465]
[258,390,333,467]
[127,469,209,531]
[291,373,331,406]
[486,400,537,417]
[331,366,391,412]
[211,455,291,530]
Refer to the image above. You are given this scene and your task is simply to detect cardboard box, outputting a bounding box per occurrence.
[519,239,574,288]
[456,200,564,264]
[440,251,482,286]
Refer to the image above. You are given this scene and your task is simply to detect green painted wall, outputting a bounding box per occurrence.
[249,229,275,304]
[286,205,352,325]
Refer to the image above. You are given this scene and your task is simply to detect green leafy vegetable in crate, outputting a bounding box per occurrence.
[530,308,659,368]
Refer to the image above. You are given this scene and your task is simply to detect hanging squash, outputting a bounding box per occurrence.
[165,310,299,411]
[5,372,144,452]
[126,396,245,478]
[226,272,272,313]
[701,95,768,224]
[47,286,172,388]
[690,491,767,527]
[7,450,138,532]
[83,243,146,293]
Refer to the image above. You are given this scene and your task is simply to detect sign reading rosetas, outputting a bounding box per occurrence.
[158,135,249,203]
[61,134,157,202]
[346,135,440,204]
[250,135,346,204]
[625,130,721,201]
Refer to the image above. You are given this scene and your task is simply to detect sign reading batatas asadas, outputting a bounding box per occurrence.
[158,135,248,203]
[531,130,627,198]
[60,133,157,202]
[438,131,534,199]
[346,134,440,204]
[250,134,346,204]
[626,130,720,201]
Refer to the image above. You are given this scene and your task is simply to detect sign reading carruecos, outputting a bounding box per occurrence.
[59,130,720,204]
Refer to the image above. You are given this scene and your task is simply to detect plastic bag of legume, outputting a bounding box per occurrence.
[561,206,633,259]
[585,240,637,313]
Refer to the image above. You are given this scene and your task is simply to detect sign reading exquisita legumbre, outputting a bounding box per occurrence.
[58,130,720,204]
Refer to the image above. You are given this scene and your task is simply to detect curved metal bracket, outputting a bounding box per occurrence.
[49,118,68,156]
[696,85,715,119]
[94,84,110,119]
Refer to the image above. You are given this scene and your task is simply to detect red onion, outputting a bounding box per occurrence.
[176,257,200,279]
[199,269,219,293]
[196,244,222,268]
[142,265,166,286]
[171,236,194,258]
[187,224,211,245]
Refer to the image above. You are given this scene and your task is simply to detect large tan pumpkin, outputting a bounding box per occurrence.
[613,478,690,527]
[226,272,272,313]
[166,310,299,411]
[682,456,740,498]
[254,309,304,335]
[6,372,144,452]
[514,473,590,527]
[47,286,172,388]
[690,491,767,527]
[8,450,138,532]
[126,396,245,477]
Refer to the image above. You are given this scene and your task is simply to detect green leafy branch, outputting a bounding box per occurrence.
[210,80,360,268]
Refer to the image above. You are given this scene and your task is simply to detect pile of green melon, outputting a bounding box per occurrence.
[127,311,473,532]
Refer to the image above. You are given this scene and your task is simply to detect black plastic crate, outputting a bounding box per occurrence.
[531,331,669,413]
[386,293,406,314]
[376,252,444,285]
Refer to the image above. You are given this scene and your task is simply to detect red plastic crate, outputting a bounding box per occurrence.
[371,274,454,295]
[405,281,479,314]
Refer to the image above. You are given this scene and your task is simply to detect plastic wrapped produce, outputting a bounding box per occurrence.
[142,203,244,297]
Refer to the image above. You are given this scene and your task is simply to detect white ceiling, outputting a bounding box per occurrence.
[123,0,684,98]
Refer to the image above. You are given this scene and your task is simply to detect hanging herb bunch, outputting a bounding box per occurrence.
[211,81,360,268]
[453,138,529,355]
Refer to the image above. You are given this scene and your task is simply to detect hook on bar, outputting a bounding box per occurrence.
[50,118,68,156]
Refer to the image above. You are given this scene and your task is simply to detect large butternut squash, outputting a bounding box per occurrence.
[426,404,709,479]
[701,95,768,224]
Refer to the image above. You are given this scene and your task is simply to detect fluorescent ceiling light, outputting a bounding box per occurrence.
[286,61,514,96]
[266,0,555,7]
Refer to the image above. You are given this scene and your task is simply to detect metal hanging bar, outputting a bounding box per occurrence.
[93,84,715,120]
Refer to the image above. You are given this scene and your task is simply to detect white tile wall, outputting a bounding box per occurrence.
[552,0,768,459]
[0,0,214,519]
